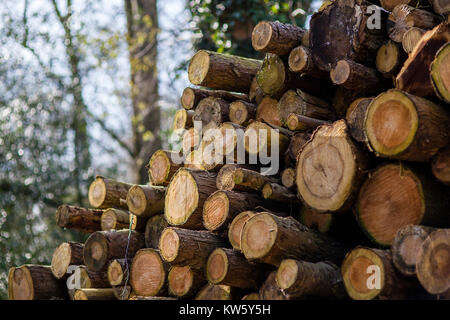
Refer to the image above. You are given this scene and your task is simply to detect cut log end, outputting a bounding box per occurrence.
[330,60,351,85]
[149,150,172,185]
[281,168,295,189]
[402,27,425,55]
[126,185,147,216]
[203,190,229,231]
[256,54,286,97]
[130,249,166,296]
[188,50,210,86]
[416,229,450,296]
[430,43,450,103]
[206,248,228,284]
[83,232,108,272]
[173,109,193,131]
[275,259,298,290]
[159,228,180,263]
[376,40,403,77]
[229,101,252,126]
[241,213,277,261]
[168,266,195,297]
[9,267,34,300]
[228,211,257,251]
[251,21,273,52]
[101,208,129,231]
[288,46,309,73]
[107,260,126,286]
[51,243,74,279]
[74,288,116,300]
[432,146,450,185]
[181,87,196,110]
[88,176,107,208]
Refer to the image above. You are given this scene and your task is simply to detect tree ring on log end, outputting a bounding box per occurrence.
[107,260,124,286]
[159,228,180,263]
[276,259,298,290]
[251,22,272,51]
[168,266,194,297]
[330,60,350,85]
[207,248,228,284]
[181,88,195,110]
[188,51,210,86]
[164,168,199,226]
[256,54,286,97]
[130,249,165,296]
[51,242,72,279]
[9,267,33,300]
[203,191,229,231]
[149,150,171,185]
[241,213,277,260]
[342,248,385,300]
[365,90,418,157]
[88,177,107,208]
[288,46,308,72]
[84,232,108,272]
[356,164,425,246]
[430,43,450,103]
[101,209,117,231]
[228,211,255,251]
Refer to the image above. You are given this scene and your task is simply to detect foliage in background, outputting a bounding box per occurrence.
[187,0,313,58]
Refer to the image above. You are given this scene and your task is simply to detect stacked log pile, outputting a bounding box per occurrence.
[8,0,450,300]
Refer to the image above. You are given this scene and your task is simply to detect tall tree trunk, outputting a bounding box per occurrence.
[125,0,161,184]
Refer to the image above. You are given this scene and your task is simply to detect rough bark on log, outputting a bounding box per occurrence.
[112,285,132,300]
[73,265,111,289]
[88,176,131,210]
[229,100,257,126]
[55,205,103,234]
[249,77,265,105]
[256,96,281,127]
[296,120,368,213]
[8,265,68,300]
[188,50,262,93]
[167,265,206,298]
[101,208,131,231]
[126,184,166,217]
[216,165,279,193]
[159,227,226,268]
[107,258,131,286]
[431,0,450,15]
[342,247,420,300]
[83,230,145,272]
[51,242,84,279]
[287,132,311,162]
[193,97,230,131]
[259,271,287,300]
[251,21,306,56]
[73,288,116,300]
[396,23,450,97]
[164,168,218,229]
[356,163,450,246]
[261,182,298,203]
[276,259,346,299]
[181,87,249,110]
[130,248,168,297]
[380,0,420,11]
[392,225,436,276]
[388,5,442,43]
[145,214,169,249]
[376,40,407,78]
[286,113,330,131]
[430,42,450,103]
[332,86,365,117]
[288,46,328,79]
[206,248,264,289]
[345,97,373,143]
[244,121,290,157]
[330,59,387,93]
[364,89,450,162]
[432,145,450,185]
[416,229,450,297]
[241,212,349,266]
[402,27,426,55]
[310,0,389,71]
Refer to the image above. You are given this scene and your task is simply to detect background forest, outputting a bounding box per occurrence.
[0,0,317,299]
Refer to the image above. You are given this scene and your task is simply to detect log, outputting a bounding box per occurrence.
[375,40,407,78]
[51,242,84,279]
[193,97,230,130]
[107,258,131,286]
[55,205,103,234]
[261,182,297,203]
[73,288,116,300]
[288,46,328,79]
[251,21,306,56]
[129,295,177,300]
[416,229,450,297]
[345,97,373,143]
[145,214,169,249]
[216,165,279,193]
[112,285,132,300]
[332,86,365,117]
[188,50,262,93]
[430,42,450,103]
[396,22,450,97]
[330,59,387,93]
[101,208,131,231]
[88,176,132,210]
[229,100,257,126]
[8,265,67,300]
[278,89,332,126]
[172,109,194,131]
[402,27,426,55]
[287,132,311,162]
[228,211,258,251]
[281,167,296,189]
[183,149,206,171]
[356,163,450,246]
[159,227,226,268]
[130,248,168,297]
[310,0,389,71]
[392,225,436,276]
[181,87,249,110]
[276,259,346,299]
[431,0,450,15]
[164,168,217,229]
[259,271,287,300]
[296,120,368,213]
[242,293,260,300]
[256,96,281,127]
[249,76,265,105]
[195,284,234,300]
[244,121,290,158]
[432,145,450,185]
[380,0,420,11]
[206,248,264,289]
[341,247,419,300]
[216,122,247,162]
[256,53,331,99]
[286,113,330,131]
[241,212,349,266]
[126,184,166,217]
[388,5,442,43]
[364,89,450,161]
[167,266,207,298]
[202,189,288,232]
[73,265,111,289]
[83,230,145,271]
[182,127,200,154]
